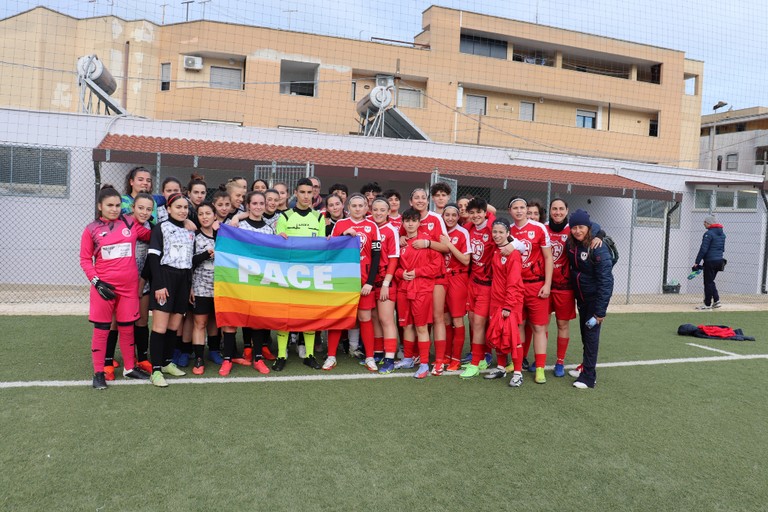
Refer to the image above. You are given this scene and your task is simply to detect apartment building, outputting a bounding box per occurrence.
[700,106,768,176]
[0,5,703,167]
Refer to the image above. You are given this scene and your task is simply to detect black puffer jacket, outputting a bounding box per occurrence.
[567,240,614,317]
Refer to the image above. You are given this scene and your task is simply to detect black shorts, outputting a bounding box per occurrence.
[149,267,192,315]
[192,296,215,315]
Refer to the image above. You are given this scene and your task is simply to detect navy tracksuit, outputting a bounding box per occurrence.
[568,241,614,388]
[695,224,726,307]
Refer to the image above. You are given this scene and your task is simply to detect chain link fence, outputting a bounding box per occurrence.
[2,141,767,306]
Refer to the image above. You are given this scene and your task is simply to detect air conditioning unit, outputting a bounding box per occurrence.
[183,56,203,70]
[376,74,395,89]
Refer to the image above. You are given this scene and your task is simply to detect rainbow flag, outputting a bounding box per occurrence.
[213,224,361,332]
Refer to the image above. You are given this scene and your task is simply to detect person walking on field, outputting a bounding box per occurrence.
[694,215,726,310]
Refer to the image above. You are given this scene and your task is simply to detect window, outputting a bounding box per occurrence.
[737,190,758,209]
[519,101,535,121]
[716,190,734,209]
[160,63,171,91]
[634,199,680,228]
[210,66,242,90]
[684,74,697,95]
[755,146,768,166]
[0,145,69,197]
[725,153,738,171]
[351,81,356,101]
[736,122,746,132]
[398,88,423,108]
[576,109,597,129]
[460,34,507,60]
[694,189,712,210]
[280,60,319,97]
[649,119,658,137]
[466,95,487,116]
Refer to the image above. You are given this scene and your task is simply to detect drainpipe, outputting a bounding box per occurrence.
[661,200,681,286]
[761,190,768,293]
[93,160,102,219]
[123,41,130,110]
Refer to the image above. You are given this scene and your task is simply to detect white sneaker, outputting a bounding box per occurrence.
[363,357,378,372]
[712,301,722,309]
[568,364,583,378]
[322,356,337,371]
[695,304,712,310]
[573,381,589,389]
[508,372,523,387]
[351,347,365,359]
[298,344,307,359]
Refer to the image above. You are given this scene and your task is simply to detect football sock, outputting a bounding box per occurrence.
[556,337,569,365]
[193,345,204,359]
[512,344,523,372]
[523,324,533,360]
[327,330,341,357]
[104,329,118,367]
[418,340,431,363]
[374,336,384,353]
[434,338,447,365]
[497,353,508,368]
[242,327,253,349]
[164,332,177,365]
[359,320,375,358]
[149,330,165,370]
[207,333,221,352]
[116,324,136,370]
[348,328,360,351]
[175,334,185,351]
[535,353,546,370]
[470,343,485,366]
[303,331,316,357]
[277,331,289,358]
[452,325,466,362]
[402,338,416,359]
[134,324,149,362]
[222,331,236,360]
[444,325,454,360]
[91,328,109,373]
[383,337,398,355]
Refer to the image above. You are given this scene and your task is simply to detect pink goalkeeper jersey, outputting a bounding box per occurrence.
[80,215,151,296]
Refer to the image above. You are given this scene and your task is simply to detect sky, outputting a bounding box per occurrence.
[1,0,765,114]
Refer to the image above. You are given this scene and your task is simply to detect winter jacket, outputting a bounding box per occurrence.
[695,224,726,264]
[567,240,614,318]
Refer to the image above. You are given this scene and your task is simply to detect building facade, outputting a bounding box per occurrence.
[1,5,703,167]
[700,106,768,176]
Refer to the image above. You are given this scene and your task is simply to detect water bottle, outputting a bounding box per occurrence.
[585,316,598,329]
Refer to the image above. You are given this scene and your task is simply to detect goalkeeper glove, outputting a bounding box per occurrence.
[91,277,116,301]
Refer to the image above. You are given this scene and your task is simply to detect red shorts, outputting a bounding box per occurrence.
[358,290,376,311]
[435,275,448,287]
[89,288,140,324]
[445,272,469,318]
[468,280,491,318]
[550,288,576,321]
[397,290,434,327]
[523,281,550,326]
[374,282,397,303]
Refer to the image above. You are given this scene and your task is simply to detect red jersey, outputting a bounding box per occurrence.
[509,220,550,281]
[376,222,400,283]
[388,214,403,231]
[395,236,443,299]
[399,211,447,242]
[468,221,495,282]
[445,225,471,274]
[462,210,496,231]
[332,217,381,284]
[79,215,151,296]
[490,248,524,314]
[546,223,571,289]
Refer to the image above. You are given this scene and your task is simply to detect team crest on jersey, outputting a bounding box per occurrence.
[528,231,535,239]
[358,233,368,249]
[363,226,371,233]
[501,256,507,264]
[520,239,532,263]
[561,234,567,242]
[482,234,489,242]
[451,236,458,244]
[551,242,563,261]
[580,251,588,261]
[471,239,484,261]
[427,222,434,231]
[99,231,108,237]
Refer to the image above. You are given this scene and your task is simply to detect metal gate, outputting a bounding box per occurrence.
[429,170,458,209]
[253,162,314,191]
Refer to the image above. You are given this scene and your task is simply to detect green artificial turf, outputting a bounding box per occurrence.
[0,312,766,511]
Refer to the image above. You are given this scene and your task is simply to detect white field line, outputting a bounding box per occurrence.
[686,343,740,357]
[1,353,767,389]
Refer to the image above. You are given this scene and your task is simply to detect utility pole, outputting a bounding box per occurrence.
[160,3,169,24]
[198,0,211,20]
[181,0,194,22]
